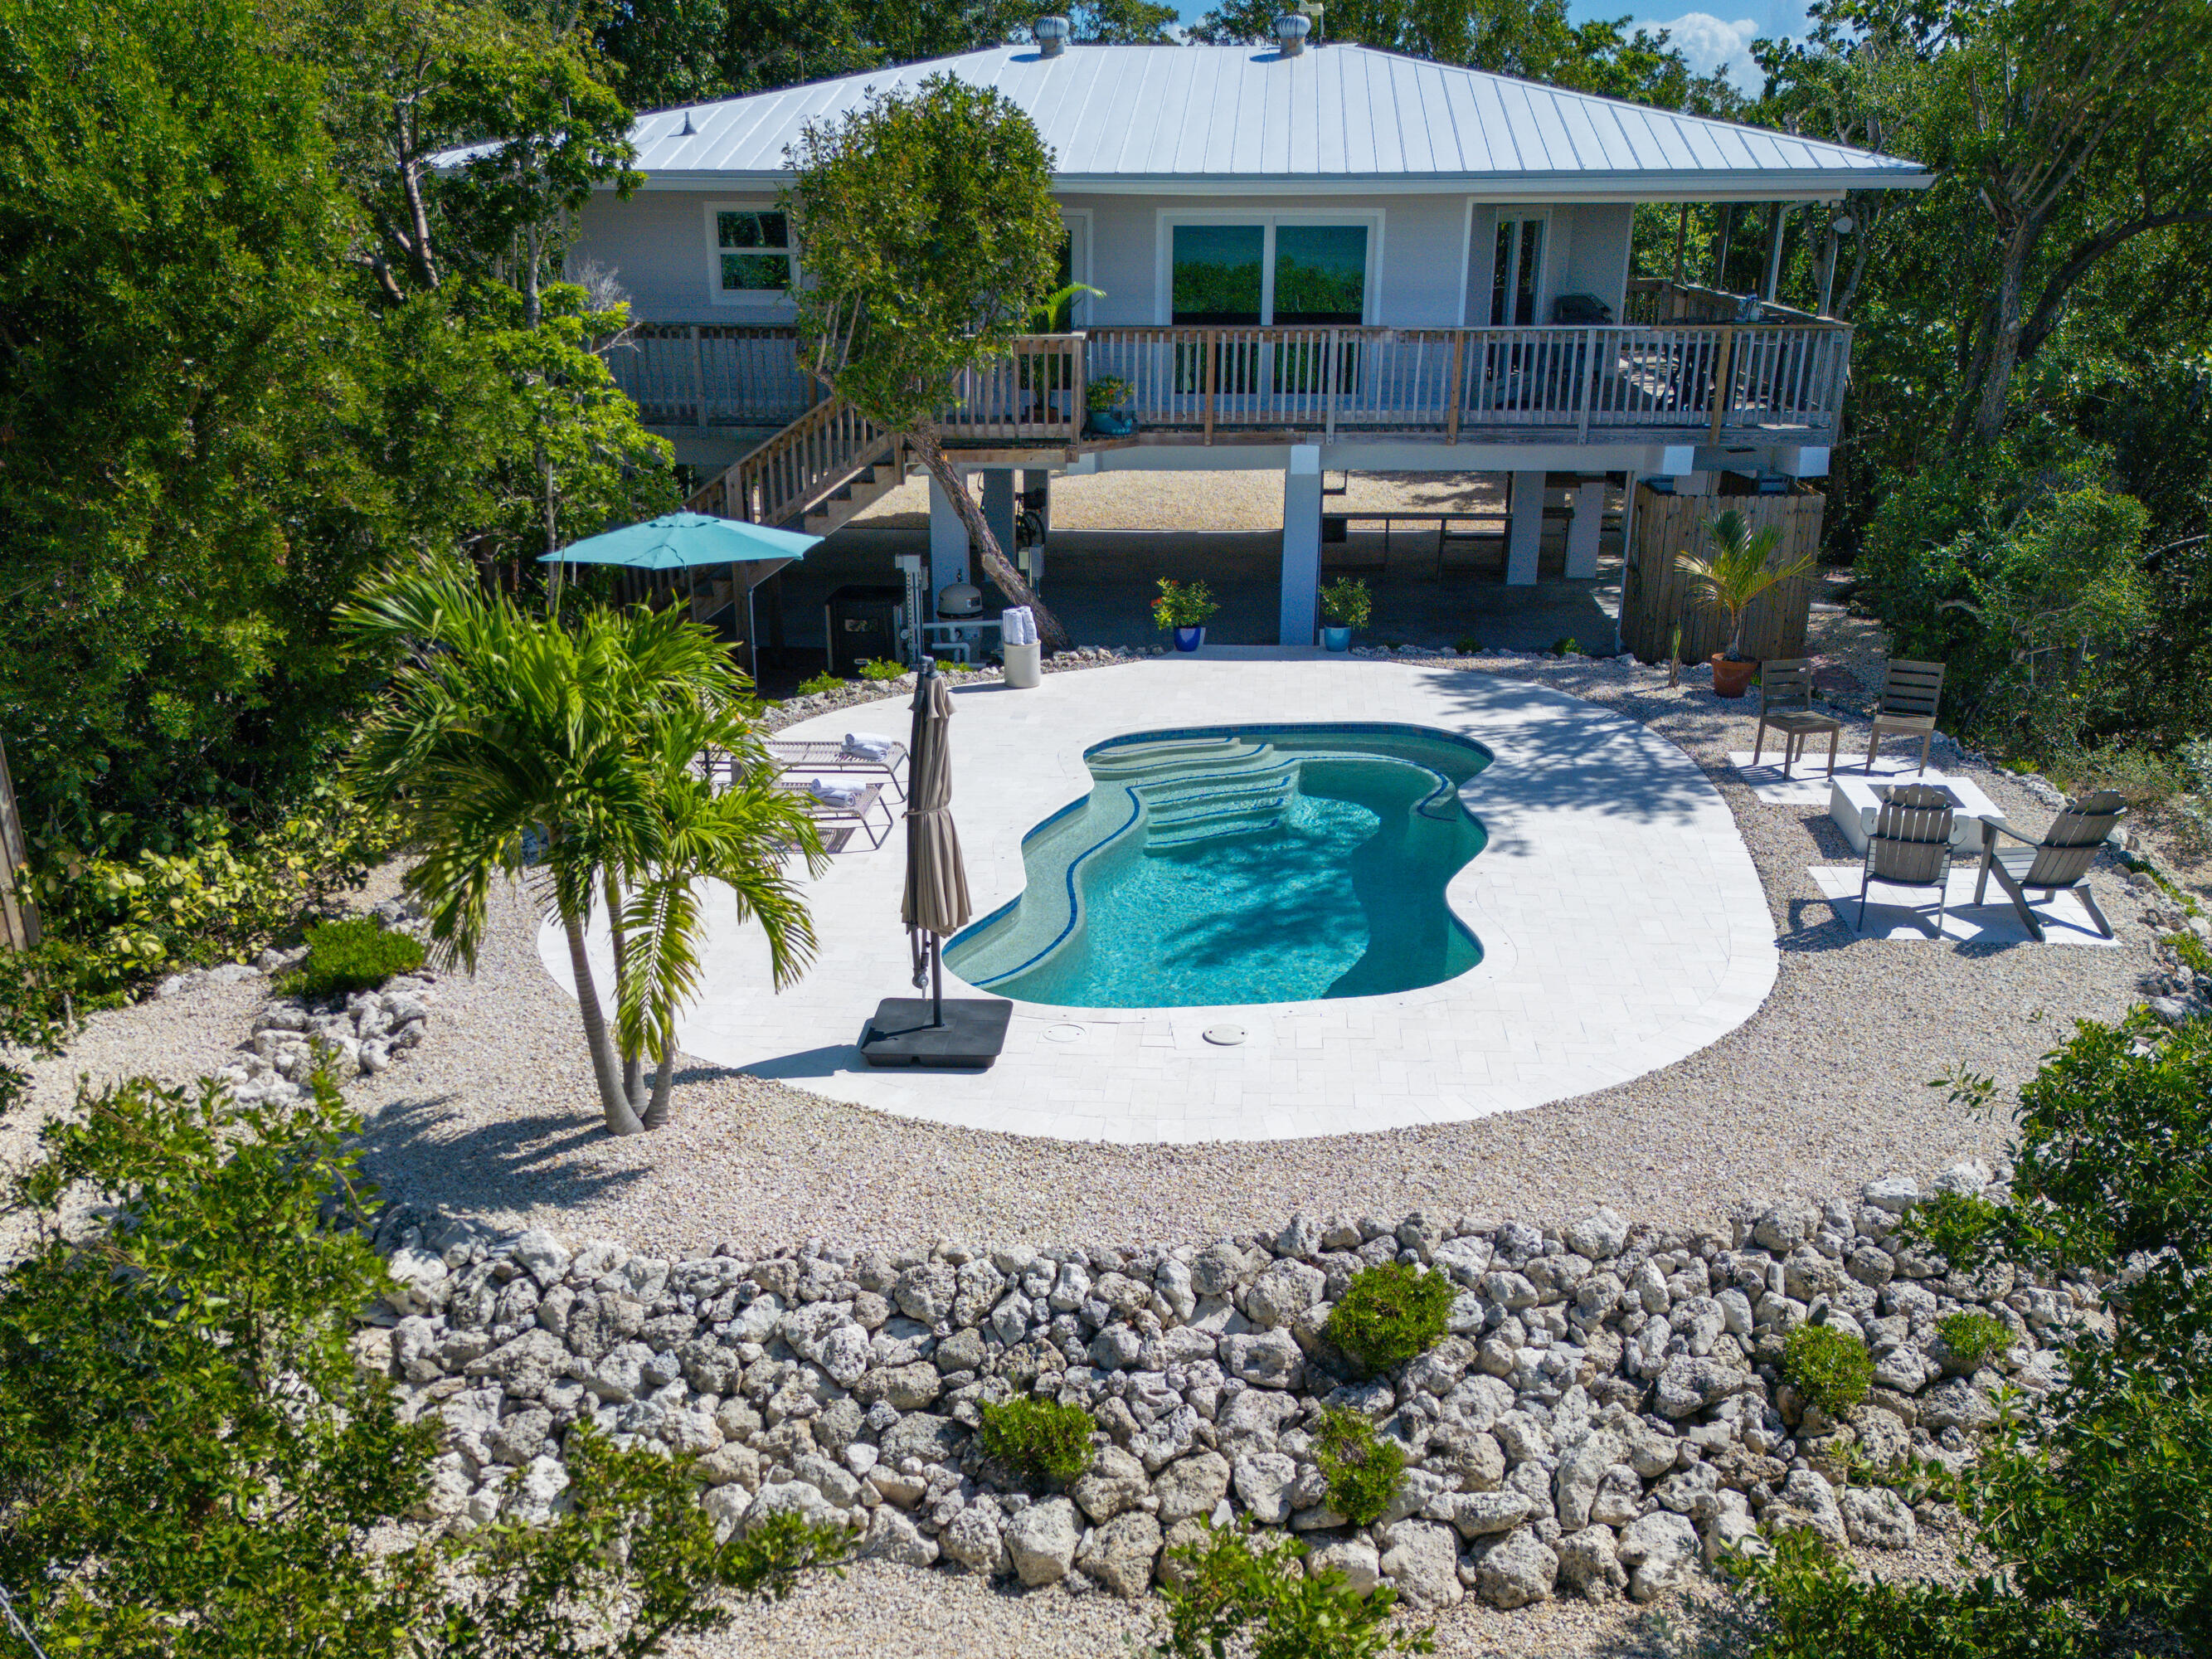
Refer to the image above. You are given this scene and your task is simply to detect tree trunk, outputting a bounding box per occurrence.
[562,907,644,1136]
[1957,221,2039,446]
[641,1041,678,1131]
[907,428,1072,654]
[604,872,647,1110]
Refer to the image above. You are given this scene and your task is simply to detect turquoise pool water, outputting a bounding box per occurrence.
[944,724,1489,1009]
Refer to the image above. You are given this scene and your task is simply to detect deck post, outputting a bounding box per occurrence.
[1707,328,1737,445]
[688,326,707,430]
[980,470,1018,576]
[1506,469,1546,586]
[1446,331,1465,442]
[1565,477,1606,579]
[1324,328,1339,442]
[1280,445,1324,646]
[1203,330,1218,445]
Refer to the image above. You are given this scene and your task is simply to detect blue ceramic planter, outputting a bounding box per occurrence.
[1321,625,1352,652]
[1086,411,1138,437]
[1173,625,1206,652]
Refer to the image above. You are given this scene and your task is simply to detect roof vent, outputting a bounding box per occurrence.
[678,110,696,136]
[1273,12,1310,53]
[1034,14,1070,55]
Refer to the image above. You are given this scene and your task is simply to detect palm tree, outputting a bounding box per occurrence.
[1675,509,1816,661]
[340,563,822,1136]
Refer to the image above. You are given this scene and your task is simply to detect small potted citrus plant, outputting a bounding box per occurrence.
[1675,508,1814,698]
[1320,576,1370,651]
[1152,577,1218,651]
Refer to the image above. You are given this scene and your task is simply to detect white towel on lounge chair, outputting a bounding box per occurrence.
[807,779,867,810]
[840,732,897,763]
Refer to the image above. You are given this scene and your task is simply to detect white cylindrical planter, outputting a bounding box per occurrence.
[1002,640,1042,688]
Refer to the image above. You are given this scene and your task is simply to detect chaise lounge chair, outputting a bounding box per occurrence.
[1865,659,1946,773]
[767,735,908,801]
[790,779,892,852]
[1855,783,1956,936]
[1972,791,2126,941]
[1751,658,1841,779]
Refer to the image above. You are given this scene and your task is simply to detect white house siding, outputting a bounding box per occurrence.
[572,187,1634,333]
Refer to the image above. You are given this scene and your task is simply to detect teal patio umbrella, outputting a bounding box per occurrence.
[539,511,819,570]
[542,512,820,675]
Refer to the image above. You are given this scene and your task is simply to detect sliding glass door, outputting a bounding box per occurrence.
[1169,220,1371,401]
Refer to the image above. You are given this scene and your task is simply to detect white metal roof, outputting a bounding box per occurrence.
[600,44,1928,200]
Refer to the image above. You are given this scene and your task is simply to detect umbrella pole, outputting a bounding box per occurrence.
[930,933,945,1028]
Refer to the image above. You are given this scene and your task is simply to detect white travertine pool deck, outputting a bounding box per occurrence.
[537,651,1778,1143]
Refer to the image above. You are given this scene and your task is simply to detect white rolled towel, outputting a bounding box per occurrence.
[840,732,897,762]
[807,778,866,809]
[1002,606,1037,646]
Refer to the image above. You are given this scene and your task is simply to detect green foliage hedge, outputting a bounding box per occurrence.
[1153,1523,1435,1659]
[1782,1324,1874,1418]
[1310,1406,1405,1527]
[277,918,425,1001]
[977,1395,1095,1490]
[1325,1262,1453,1375]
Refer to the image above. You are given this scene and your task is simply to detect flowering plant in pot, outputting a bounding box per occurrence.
[1319,576,1370,651]
[1151,578,1218,650]
[1675,508,1814,697]
[1086,374,1135,437]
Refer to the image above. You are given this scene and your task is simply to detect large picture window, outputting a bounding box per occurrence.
[1171,224,1264,324]
[1166,219,1372,326]
[1271,225,1367,325]
[710,208,793,296]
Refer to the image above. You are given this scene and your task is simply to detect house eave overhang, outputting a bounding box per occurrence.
[627,168,1933,201]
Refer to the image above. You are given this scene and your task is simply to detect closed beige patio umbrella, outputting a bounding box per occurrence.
[862,660,1009,1067]
[902,660,971,1019]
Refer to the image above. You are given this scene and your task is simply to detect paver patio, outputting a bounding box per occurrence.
[537,650,1777,1141]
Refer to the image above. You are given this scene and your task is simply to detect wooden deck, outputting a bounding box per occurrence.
[613,320,1852,451]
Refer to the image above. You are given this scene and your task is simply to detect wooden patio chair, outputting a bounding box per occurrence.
[1972,791,2126,941]
[1751,658,1840,778]
[1855,783,1956,936]
[1865,659,1946,773]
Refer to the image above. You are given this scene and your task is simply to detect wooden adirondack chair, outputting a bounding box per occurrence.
[1973,791,2125,941]
[1856,782,1956,936]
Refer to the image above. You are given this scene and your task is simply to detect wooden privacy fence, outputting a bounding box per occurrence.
[1621,484,1826,665]
[0,736,39,951]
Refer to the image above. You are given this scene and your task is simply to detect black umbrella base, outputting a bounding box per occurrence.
[859,998,1014,1068]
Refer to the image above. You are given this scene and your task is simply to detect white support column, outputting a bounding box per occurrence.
[1280,445,1324,647]
[1505,469,1546,586]
[927,473,970,603]
[1564,478,1606,580]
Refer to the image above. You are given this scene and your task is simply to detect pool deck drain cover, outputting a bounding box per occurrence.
[1203,1024,1247,1046]
[1043,1024,1085,1044]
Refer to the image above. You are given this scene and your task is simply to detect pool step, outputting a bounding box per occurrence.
[1136,757,1300,854]
[1143,798,1293,854]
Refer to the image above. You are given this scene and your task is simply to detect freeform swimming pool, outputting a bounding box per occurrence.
[944,724,1490,1009]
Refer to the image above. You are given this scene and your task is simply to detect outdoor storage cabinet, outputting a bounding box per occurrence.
[824,585,907,678]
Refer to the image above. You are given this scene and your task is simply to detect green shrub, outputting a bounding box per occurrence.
[1325,1261,1453,1375]
[792,670,844,696]
[1551,635,1579,657]
[1151,1523,1435,1659]
[1783,1323,1875,1418]
[277,918,425,1001]
[976,1395,1095,1490]
[1320,577,1372,629]
[2173,931,2212,976]
[1454,636,1482,654]
[1936,1311,2013,1370]
[856,658,908,683]
[1310,1405,1405,1526]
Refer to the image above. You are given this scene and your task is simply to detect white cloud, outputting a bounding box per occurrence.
[1649,12,1762,90]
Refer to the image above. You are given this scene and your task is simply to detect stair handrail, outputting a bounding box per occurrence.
[689,394,898,528]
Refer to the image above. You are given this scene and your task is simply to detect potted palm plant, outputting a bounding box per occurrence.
[1675,508,1815,698]
[1152,578,1218,650]
[1319,576,1369,650]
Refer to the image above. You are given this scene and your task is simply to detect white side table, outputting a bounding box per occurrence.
[1829,772,2008,854]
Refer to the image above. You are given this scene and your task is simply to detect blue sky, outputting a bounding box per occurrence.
[1169,1,1818,93]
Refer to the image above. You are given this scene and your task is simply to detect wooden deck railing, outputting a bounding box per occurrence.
[616,321,1852,456]
[691,396,896,528]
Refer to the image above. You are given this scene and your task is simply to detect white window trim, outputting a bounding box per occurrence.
[1058,207,1094,328]
[702,199,797,308]
[1152,208,1385,327]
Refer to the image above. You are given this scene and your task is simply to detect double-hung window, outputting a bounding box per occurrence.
[708,207,794,300]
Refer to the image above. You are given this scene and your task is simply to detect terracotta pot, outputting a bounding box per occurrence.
[1709,654,1757,698]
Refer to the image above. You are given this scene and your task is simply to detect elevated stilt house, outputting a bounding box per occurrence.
[566,29,1929,653]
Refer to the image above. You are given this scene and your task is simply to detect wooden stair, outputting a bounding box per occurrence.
[687,395,904,535]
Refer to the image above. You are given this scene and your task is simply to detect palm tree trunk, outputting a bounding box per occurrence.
[605,872,648,1110]
[642,1040,677,1131]
[562,907,644,1136]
